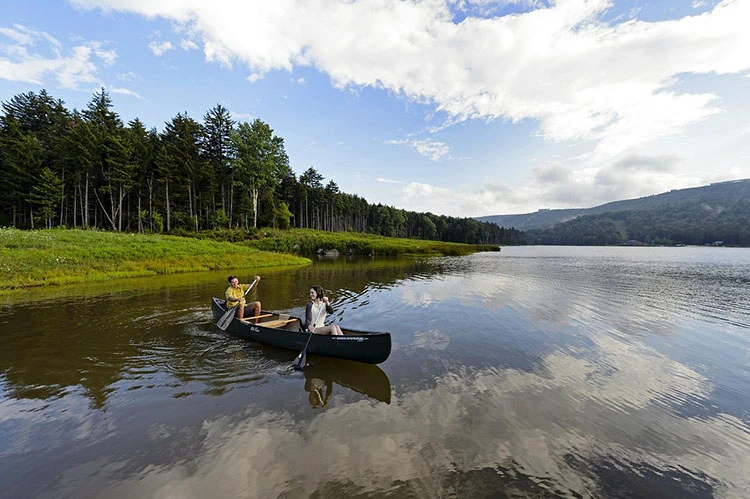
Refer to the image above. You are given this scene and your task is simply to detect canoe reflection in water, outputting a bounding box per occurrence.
[302,356,392,407]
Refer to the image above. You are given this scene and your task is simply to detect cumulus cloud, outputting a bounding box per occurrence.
[66,0,750,163]
[609,154,680,173]
[399,180,504,215]
[473,153,706,214]
[387,138,450,161]
[0,24,112,89]
[148,40,173,56]
[179,39,198,51]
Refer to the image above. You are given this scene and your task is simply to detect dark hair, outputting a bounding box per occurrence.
[310,285,325,299]
[227,275,238,283]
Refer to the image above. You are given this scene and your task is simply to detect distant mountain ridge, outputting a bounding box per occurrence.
[477,178,750,231]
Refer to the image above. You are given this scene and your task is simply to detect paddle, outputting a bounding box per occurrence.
[216,277,259,330]
[292,300,326,370]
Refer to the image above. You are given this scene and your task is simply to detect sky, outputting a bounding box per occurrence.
[1,0,749,218]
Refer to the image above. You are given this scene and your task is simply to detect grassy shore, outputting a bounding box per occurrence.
[185,227,499,256]
[0,228,309,292]
[0,227,499,293]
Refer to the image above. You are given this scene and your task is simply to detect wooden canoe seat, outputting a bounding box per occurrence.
[260,313,294,328]
[240,313,273,323]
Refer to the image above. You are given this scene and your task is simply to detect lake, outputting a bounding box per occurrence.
[1,246,749,498]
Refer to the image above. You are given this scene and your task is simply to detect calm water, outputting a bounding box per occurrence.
[1,246,749,498]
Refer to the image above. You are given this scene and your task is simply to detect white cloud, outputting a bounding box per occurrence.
[67,0,750,166]
[108,86,144,99]
[0,24,61,47]
[180,39,198,50]
[376,177,401,184]
[148,40,173,56]
[387,138,450,161]
[116,71,141,81]
[0,24,111,89]
[90,41,117,65]
[230,111,255,121]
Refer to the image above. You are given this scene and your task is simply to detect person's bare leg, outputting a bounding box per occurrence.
[315,325,334,335]
[250,301,261,323]
[237,304,244,320]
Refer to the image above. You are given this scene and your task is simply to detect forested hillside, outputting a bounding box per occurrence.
[0,89,524,245]
[478,179,750,231]
[526,182,750,246]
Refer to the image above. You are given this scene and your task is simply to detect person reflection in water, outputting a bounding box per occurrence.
[305,377,332,408]
[305,285,343,335]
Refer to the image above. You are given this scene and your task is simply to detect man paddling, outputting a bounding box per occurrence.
[225,275,261,322]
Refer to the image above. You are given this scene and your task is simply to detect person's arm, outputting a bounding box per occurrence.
[245,275,260,291]
[305,301,314,330]
[225,288,240,306]
[323,297,334,314]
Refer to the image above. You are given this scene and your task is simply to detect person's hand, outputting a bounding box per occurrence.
[254,275,261,282]
[322,297,329,304]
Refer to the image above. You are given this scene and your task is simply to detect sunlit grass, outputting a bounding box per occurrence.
[0,227,498,294]
[248,228,499,256]
[0,228,309,292]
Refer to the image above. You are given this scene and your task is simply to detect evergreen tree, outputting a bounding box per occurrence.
[200,104,235,222]
[82,88,131,231]
[29,167,63,228]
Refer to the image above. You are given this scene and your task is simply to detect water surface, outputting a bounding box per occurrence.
[1,247,749,498]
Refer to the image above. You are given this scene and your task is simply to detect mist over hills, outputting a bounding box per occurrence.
[477,179,750,246]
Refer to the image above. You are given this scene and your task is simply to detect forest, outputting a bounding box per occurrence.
[526,198,750,247]
[0,89,525,246]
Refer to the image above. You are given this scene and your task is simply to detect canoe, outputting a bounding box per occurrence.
[210,297,392,365]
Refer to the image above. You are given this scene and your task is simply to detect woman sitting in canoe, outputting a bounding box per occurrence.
[305,285,343,336]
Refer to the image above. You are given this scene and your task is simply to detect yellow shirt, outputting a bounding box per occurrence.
[225,284,250,308]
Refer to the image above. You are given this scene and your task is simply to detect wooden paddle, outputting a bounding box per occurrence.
[216,277,258,331]
[292,301,326,370]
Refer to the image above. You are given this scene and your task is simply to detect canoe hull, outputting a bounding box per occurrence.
[211,297,391,364]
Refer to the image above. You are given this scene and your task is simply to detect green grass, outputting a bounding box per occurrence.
[0,228,309,292]
[246,228,499,256]
[0,227,499,293]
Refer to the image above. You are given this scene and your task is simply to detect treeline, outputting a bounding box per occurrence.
[527,199,750,246]
[0,89,524,245]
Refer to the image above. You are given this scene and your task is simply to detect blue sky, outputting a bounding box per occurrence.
[1,0,748,217]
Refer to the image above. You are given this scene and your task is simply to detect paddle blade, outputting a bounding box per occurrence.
[216,306,236,330]
[292,351,306,370]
